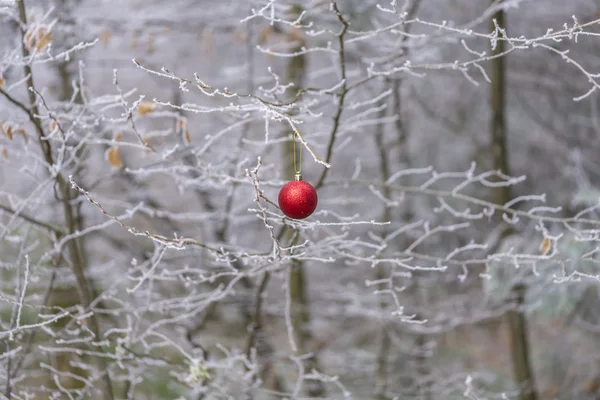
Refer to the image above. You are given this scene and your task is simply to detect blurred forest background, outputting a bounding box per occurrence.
[2,0,600,399]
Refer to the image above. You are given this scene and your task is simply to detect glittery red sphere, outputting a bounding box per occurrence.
[278,180,318,219]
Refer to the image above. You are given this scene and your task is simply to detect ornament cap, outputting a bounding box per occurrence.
[294,173,302,181]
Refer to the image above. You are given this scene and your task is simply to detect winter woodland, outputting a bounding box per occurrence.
[1,0,600,399]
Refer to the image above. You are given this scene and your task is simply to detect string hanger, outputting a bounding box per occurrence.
[292,131,303,181]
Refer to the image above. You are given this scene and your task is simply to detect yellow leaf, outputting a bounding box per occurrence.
[24,26,52,52]
[137,101,154,116]
[106,146,123,168]
[36,28,52,51]
[539,238,551,255]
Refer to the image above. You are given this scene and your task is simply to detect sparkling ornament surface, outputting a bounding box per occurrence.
[278,180,318,219]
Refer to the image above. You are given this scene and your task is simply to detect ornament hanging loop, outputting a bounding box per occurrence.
[292,130,303,180]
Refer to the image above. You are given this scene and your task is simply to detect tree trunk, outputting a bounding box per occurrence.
[489,3,537,399]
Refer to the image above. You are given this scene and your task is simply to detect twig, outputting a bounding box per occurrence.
[0,203,66,234]
[328,179,600,226]
[314,1,349,189]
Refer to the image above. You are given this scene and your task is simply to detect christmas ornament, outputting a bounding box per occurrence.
[278,131,318,219]
[278,177,318,219]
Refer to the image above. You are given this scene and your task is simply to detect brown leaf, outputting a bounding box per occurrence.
[540,238,551,255]
[146,33,156,54]
[1,147,7,159]
[544,382,559,397]
[101,30,112,47]
[1,122,28,144]
[106,146,123,168]
[184,129,191,144]
[143,137,152,155]
[130,29,140,49]
[24,30,35,51]
[232,27,247,43]
[0,74,4,89]
[287,28,305,46]
[14,128,28,144]
[24,26,52,52]
[2,122,13,140]
[137,101,154,116]
[583,378,600,393]
[258,25,274,45]
[36,28,52,51]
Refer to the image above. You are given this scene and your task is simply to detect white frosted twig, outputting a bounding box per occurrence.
[284,269,298,353]
[14,254,30,335]
[126,244,168,294]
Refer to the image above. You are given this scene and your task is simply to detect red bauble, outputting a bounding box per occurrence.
[278,180,318,219]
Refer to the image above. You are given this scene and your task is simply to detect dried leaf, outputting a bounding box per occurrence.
[36,28,51,51]
[184,129,191,144]
[583,378,600,393]
[258,25,274,45]
[146,34,156,54]
[539,238,551,255]
[24,26,52,52]
[114,132,123,142]
[143,137,152,155]
[0,74,4,89]
[137,101,154,116]
[4,123,13,141]
[233,27,247,43]
[130,29,140,49]
[49,120,57,132]
[287,28,305,46]
[24,30,35,51]
[101,30,112,47]
[14,128,28,144]
[1,147,7,159]
[106,146,123,168]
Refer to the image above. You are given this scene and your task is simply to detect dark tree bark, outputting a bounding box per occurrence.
[489,3,537,400]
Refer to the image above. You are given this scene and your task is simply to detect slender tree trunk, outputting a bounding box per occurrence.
[489,3,537,399]
[283,5,326,397]
[14,1,114,399]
